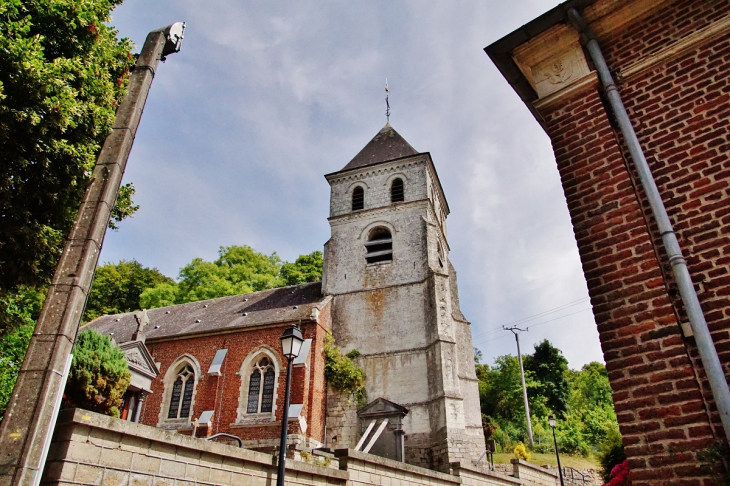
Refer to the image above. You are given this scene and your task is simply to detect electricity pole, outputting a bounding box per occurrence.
[0,23,185,486]
[505,326,534,448]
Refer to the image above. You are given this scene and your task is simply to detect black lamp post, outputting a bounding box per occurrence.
[548,415,565,486]
[276,325,304,486]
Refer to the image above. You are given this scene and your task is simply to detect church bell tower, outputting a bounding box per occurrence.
[322,123,485,470]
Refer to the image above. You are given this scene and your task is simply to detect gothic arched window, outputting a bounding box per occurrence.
[352,186,364,211]
[246,357,276,414]
[365,227,393,263]
[391,178,404,203]
[167,364,195,419]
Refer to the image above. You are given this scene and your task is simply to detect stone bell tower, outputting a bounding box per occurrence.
[322,123,485,470]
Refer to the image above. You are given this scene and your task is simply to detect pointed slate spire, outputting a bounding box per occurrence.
[341,122,418,172]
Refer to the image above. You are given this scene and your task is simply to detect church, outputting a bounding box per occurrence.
[87,122,485,472]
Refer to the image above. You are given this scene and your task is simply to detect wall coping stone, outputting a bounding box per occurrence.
[511,458,559,479]
[57,408,348,481]
[335,448,459,483]
[451,462,522,485]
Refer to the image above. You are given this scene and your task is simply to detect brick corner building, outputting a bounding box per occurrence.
[487,0,730,483]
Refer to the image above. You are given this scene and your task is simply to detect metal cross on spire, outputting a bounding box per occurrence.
[385,79,390,122]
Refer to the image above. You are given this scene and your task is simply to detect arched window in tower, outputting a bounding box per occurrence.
[167,364,195,419]
[246,357,276,414]
[352,186,364,211]
[391,178,404,203]
[437,242,444,268]
[365,227,393,263]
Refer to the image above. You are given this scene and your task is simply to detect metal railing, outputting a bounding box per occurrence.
[205,433,243,448]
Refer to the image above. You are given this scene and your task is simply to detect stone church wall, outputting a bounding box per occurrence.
[518,0,730,483]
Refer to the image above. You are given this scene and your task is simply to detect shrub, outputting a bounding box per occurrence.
[323,333,366,405]
[603,460,629,486]
[514,443,530,461]
[65,329,130,417]
[598,429,626,482]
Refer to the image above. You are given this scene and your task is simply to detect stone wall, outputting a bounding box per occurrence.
[44,409,347,486]
[335,449,518,486]
[510,460,558,486]
[43,409,557,486]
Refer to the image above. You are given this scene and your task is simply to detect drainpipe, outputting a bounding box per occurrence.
[567,7,730,441]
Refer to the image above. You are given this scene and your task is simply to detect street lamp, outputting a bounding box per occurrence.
[277,325,304,486]
[548,415,565,486]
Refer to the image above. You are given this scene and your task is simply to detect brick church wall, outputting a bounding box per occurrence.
[138,299,332,450]
[533,1,730,483]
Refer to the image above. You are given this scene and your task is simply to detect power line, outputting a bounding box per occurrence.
[471,297,590,340]
[472,307,593,346]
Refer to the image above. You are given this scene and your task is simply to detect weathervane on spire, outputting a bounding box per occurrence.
[385,79,390,122]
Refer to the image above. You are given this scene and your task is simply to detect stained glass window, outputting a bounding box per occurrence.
[245,356,277,414]
[261,369,275,413]
[247,370,261,413]
[167,364,194,419]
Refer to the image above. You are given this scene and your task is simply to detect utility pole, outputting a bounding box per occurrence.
[0,23,185,486]
[505,326,534,448]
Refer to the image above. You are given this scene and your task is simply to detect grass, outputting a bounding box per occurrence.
[492,452,600,470]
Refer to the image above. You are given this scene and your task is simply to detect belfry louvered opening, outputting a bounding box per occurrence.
[352,186,364,211]
[391,178,404,202]
[365,227,393,263]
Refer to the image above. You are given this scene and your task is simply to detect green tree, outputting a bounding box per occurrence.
[141,246,325,308]
[479,354,547,425]
[524,340,570,417]
[0,0,137,294]
[279,251,323,286]
[83,260,174,321]
[0,285,45,335]
[65,328,130,417]
[0,301,35,422]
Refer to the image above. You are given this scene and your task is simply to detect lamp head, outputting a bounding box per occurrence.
[151,22,186,55]
[280,325,304,360]
[548,414,556,428]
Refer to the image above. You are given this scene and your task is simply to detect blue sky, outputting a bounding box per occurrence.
[102,0,604,369]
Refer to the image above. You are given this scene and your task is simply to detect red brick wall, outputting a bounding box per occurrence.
[139,313,329,447]
[537,2,730,484]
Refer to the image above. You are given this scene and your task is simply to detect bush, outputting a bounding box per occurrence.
[492,427,512,452]
[598,429,626,482]
[65,329,130,417]
[514,443,530,461]
[556,415,591,456]
[323,333,366,405]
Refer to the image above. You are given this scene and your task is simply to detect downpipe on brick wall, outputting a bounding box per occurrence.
[568,7,730,442]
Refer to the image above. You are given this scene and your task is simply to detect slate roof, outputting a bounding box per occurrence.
[85,282,325,343]
[340,122,418,172]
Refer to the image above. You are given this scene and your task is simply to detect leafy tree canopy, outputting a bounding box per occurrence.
[140,246,324,309]
[280,251,323,286]
[0,0,137,294]
[0,301,35,422]
[476,343,619,458]
[524,340,570,417]
[83,260,174,321]
[65,328,130,417]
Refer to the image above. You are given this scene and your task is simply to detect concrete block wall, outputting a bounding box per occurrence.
[43,409,565,486]
[44,409,347,486]
[335,449,518,486]
[509,460,558,486]
[523,0,730,483]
